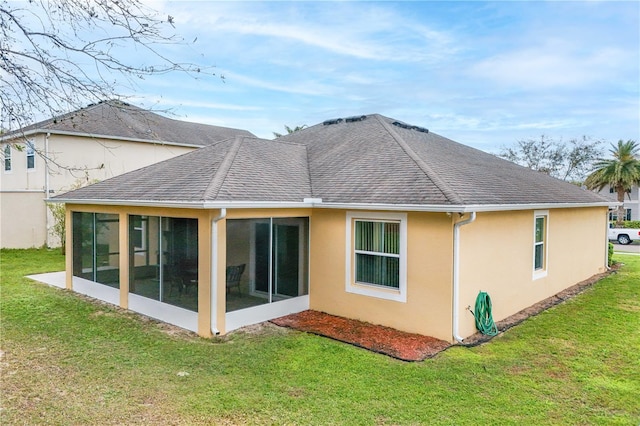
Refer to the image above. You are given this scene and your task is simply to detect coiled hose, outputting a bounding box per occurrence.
[472,291,499,336]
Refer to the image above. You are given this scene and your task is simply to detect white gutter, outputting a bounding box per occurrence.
[44,132,51,247]
[48,197,616,213]
[210,208,226,335]
[453,211,476,343]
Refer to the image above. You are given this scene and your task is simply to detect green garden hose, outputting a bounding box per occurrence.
[472,291,499,336]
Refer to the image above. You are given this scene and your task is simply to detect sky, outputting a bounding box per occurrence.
[31,1,640,153]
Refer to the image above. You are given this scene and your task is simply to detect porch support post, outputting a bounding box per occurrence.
[211,209,226,335]
[119,212,129,309]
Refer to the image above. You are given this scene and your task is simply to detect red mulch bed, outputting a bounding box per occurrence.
[271,310,451,362]
[270,268,616,361]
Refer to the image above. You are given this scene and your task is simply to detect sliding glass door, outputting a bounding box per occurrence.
[226,217,309,312]
[129,215,198,312]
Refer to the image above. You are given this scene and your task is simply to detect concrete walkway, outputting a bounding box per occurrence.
[26,271,66,289]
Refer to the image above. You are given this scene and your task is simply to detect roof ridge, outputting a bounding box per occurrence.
[201,137,244,200]
[375,115,463,204]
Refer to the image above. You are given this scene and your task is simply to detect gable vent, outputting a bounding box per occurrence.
[323,118,343,125]
[392,121,429,133]
[345,115,367,123]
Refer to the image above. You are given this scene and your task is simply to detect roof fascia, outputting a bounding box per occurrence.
[49,198,618,212]
[1,129,204,148]
[313,201,616,212]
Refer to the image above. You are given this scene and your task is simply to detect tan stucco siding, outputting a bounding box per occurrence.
[456,207,608,339]
[46,135,194,192]
[0,191,48,248]
[1,135,47,192]
[309,209,455,341]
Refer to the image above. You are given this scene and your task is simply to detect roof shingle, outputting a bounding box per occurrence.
[4,100,254,146]
[55,113,612,209]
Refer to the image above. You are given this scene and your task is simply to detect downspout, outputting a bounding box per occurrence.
[210,208,226,335]
[453,211,476,343]
[44,132,51,247]
[605,209,612,270]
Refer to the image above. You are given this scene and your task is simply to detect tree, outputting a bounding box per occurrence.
[47,175,99,253]
[584,140,640,226]
[499,135,603,182]
[273,124,307,138]
[1,0,218,132]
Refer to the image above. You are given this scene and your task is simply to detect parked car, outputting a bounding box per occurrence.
[608,225,640,245]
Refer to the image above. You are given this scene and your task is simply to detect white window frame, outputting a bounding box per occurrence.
[345,211,407,302]
[3,144,11,173]
[26,141,35,171]
[609,209,632,222]
[533,210,548,280]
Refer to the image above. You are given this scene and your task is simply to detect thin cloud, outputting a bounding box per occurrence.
[470,44,630,89]
[167,2,457,63]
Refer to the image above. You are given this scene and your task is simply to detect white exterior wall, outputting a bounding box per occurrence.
[0,134,196,248]
[599,184,640,221]
[628,187,640,221]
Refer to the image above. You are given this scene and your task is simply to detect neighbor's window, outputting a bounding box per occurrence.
[26,141,35,170]
[3,145,11,172]
[609,209,632,222]
[346,212,407,302]
[533,211,548,278]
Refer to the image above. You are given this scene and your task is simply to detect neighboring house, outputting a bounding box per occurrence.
[598,184,640,222]
[0,100,253,248]
[52,114,613,343]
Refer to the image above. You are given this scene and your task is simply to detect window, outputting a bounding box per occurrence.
[3,145,11,172]
[609,209,632,222]
[346,212,407,302]
[72,212,120,288]
[26,141,35,170]
[533,211,548,279]
[355,221,400,288]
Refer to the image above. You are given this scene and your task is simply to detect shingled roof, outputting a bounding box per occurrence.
[2,100,254,147]
[56,136,311,205]
[54,114,612,211]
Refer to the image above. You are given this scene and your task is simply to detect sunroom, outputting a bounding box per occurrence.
[66,206,311,336]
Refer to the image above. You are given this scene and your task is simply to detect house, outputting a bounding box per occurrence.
[0,100,253,248]
[598,184,640,221]
[51,114,613,342]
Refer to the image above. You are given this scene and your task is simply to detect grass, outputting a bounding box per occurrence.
[1,248,639,425]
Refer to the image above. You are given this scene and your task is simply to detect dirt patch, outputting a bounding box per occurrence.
[271,310,451,361]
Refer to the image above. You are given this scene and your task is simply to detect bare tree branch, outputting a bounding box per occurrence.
[499,135,603,182]
[1,0,218,133]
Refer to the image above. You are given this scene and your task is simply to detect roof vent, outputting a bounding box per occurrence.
[392,121,410,129]
[345,115,367,123]
[323,118,343,125]
[392,121,428,133]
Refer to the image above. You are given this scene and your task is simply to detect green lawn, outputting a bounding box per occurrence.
[1,249,639,425]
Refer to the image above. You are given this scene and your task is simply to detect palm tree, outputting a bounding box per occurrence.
[584,140,640,226]
[273,124,307,138]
